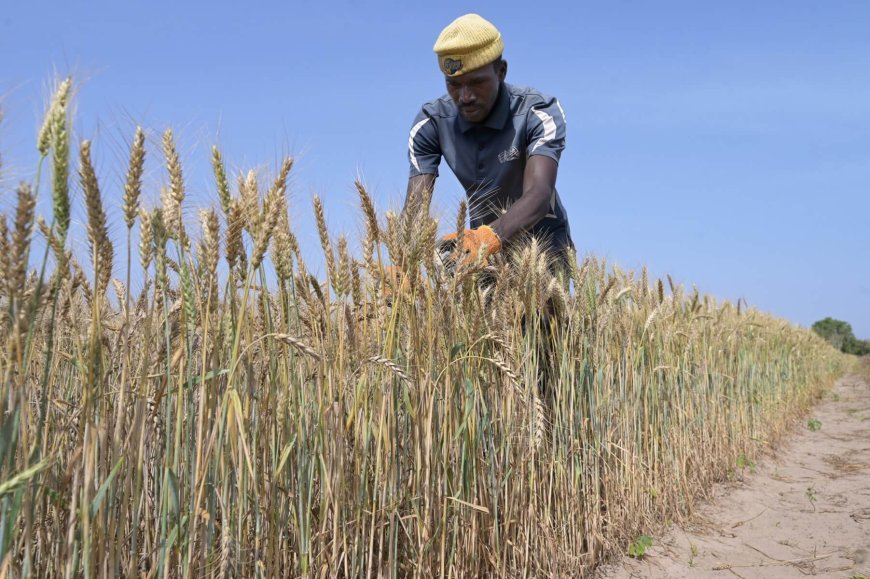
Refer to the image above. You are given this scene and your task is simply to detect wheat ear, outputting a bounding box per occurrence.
[138,209,154,272]
[11,183,36,300]
[0,216,8,300]
[356,180,379,274]
[251,188,281,271]
[161,129,187,244]
[272,196,295,281]
[211,145,233,217]
[275,333,321,361]
[37,76,71,156]
[123,127,146,230]
[50,86,71,241]
[79,140,113,295]
[365,355,412,385]
[225,199,247,278]
[312,195,337,287]
[198,209,220,306]
[452,200,467,262]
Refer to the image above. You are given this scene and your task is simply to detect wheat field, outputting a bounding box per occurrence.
[0,78,850,578]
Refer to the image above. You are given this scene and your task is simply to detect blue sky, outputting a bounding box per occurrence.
[2,0,868,337]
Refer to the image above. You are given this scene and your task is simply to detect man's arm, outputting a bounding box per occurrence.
[488,155,557,242]
[404,107,440,218]
[404,173,437,214]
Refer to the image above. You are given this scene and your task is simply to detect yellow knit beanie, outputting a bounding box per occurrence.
[433,14,504,77]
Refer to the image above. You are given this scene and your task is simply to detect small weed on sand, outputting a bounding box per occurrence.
[628,535,653,559]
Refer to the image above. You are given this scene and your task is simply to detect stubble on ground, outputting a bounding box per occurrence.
[597,363,870,579]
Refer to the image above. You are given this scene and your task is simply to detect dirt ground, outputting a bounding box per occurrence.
[597,368,870,579]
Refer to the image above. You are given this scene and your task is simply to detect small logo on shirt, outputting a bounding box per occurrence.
[498,146,520,164]
[443,57,463,75]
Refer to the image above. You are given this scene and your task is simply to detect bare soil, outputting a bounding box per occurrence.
[597,369,870,579]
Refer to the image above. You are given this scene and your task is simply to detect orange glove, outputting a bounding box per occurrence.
[442,225,502,266]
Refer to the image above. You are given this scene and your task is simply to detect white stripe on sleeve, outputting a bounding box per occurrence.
[408,117,431,173]
[531,108,557,152]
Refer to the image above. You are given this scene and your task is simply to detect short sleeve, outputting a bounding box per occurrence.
[525,96,567,164]
[408,109,441,177]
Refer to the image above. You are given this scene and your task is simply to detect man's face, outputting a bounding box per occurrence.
[445,60,507,123]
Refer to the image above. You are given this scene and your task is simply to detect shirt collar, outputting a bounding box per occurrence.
[457,82,510,134]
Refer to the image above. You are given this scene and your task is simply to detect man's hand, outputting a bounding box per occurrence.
[489,155,558,243]
[442,225,502,266]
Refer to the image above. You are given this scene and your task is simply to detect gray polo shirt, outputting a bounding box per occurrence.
[408,82,572,250]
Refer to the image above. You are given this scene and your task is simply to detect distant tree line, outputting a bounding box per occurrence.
[812,318,870,356]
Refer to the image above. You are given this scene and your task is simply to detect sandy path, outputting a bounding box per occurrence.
[597,369,870,579]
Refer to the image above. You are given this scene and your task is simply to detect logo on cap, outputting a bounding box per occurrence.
[443,57,463,75]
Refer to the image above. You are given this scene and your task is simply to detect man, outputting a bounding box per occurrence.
[406,13,573,265]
